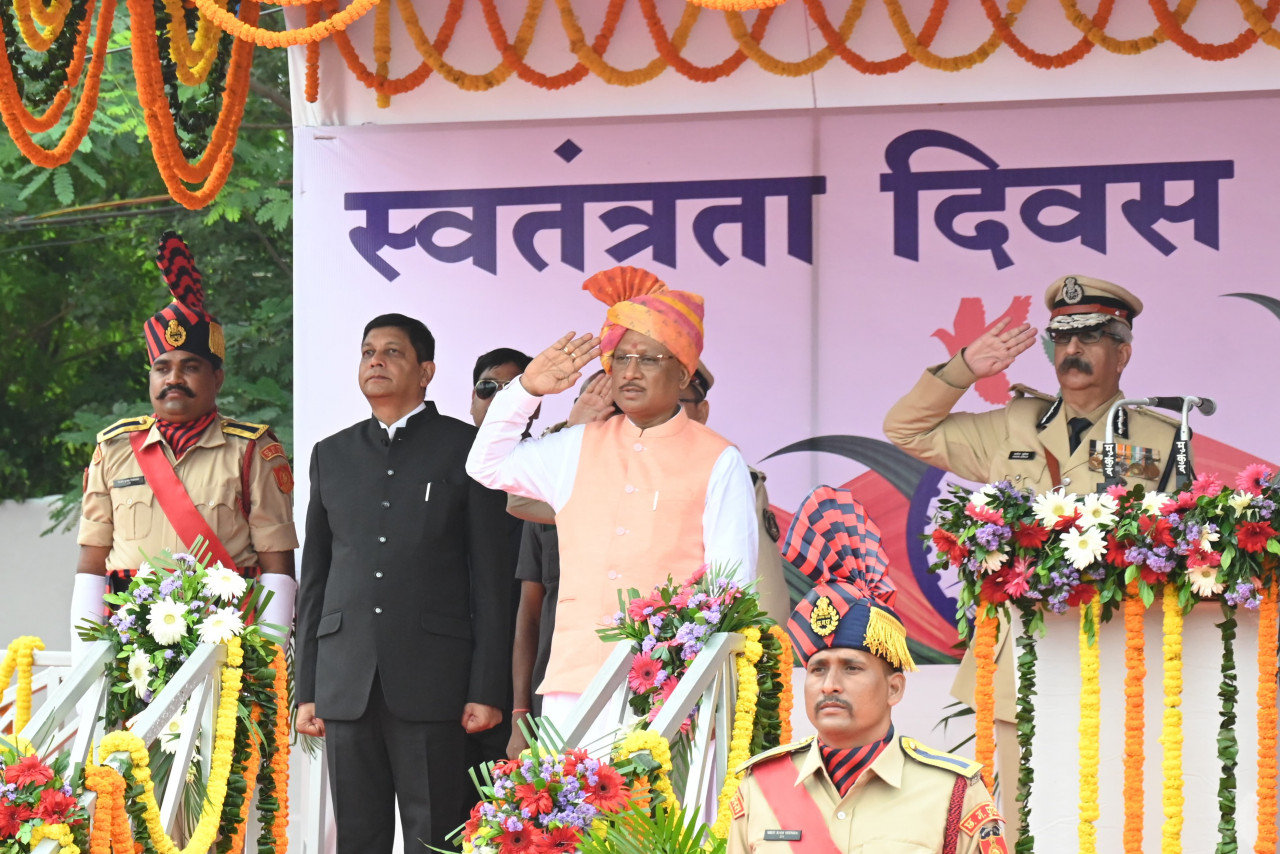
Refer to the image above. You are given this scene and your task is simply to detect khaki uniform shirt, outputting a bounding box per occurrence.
[751,467,790,623]
[884,353,1183,720]
[728,736,1005,854]
[78,416,298,570]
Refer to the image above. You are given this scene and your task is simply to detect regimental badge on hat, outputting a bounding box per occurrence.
[144,232,226,368]
[781,485,917,671]
[1044,274,1143,332]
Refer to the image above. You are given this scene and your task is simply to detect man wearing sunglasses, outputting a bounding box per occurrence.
[470,348,532,428]
[883,274,1184,840]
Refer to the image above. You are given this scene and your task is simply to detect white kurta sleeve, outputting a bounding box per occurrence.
[702,445,759,585]
[465,377,584,511]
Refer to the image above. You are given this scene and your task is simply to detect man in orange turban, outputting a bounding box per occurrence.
[467,266,758,734]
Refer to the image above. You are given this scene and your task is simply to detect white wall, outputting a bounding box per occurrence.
[0,499,78,650]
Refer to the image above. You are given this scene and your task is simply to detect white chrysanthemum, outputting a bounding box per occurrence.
[137,560,156,578]
[1200,528,1221,551]
[1229,490,1255,513]
[197,607,244,644]
[159,704,190,755]
[1141,492,1169,516]
[1079,493,1119,529]
[969,485,998,509]
[1033,490,1079,528]
[203,563,247,603]
[982,551,1008,574]
[147,598,190,646]
[127,649,152,697]
[1062,525,1107,570]
[1188,568,1225,598]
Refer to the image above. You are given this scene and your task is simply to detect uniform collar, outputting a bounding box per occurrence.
[1038,389,1129,440]
[795,733,905,792]
[142,414,225,451]
[619,405,689,439]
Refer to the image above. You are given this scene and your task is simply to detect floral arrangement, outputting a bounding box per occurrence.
[78,543,291,854]
[929,466,1280,852]
[0,739,89,854]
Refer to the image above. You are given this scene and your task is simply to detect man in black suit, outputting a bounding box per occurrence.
[296,314,512,853]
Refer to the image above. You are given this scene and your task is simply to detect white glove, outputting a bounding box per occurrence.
[70,573,108,666]
[257,573,297,645]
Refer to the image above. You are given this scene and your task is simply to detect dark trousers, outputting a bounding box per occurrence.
[325,674,469,854]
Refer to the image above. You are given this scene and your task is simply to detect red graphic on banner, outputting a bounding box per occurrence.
[932,296,1032,405]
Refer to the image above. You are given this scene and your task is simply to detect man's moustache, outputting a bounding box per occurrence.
[815,698,852,713]
[1058,356,1093,374]
[160,385,195,398]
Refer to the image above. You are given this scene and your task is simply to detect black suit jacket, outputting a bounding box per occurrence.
[297,404,512,722]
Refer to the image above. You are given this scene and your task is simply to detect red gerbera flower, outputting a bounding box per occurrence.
[1187,548,1222,570]
[1139,516,1176,549]
[514,782,554,818]
[0,803,22,839]
[686,565,707,585]
[539,826,581,853]
[493,759,521,778]
[4,756,54,788]
[464,803,484,840]
[1066,584,1097,607]
[1105,533,1131,568]
[980,568,1013,605]
[1140,566,1168,586]
[1053,508,1082,532]
[1238,521,1278,554]
[497,824,546,854]
[584,765,631,813]
[560,748,589,777]
[626,597,660,621]
[35,789,77,822]
[1011,521,1051,550]
[627,654,662,693]
[931,528,959,555]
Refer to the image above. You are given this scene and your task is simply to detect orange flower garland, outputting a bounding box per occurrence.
[326,0,463,98]
[225,705,263,854]
[1257,579,1279,854]
[12,0,72,51]
[85,763,135,854]
[798,0,947,76]
[973,603,998,793]
[884,0,1027,73]
[1123,582,1146,854]
[268,644,291,853]
[769,625,794,744]
[1240,0,1280,49]
[477,0,619,90]
[980,0,1112,69]
[1059,0,1191,55]
[160,0,224,85]
[304,1,321,101]
[14,0,98,134]
[1147,0,1279,62]
[553,0,688,88]
[640,0,770,84]
[189,0,377,48]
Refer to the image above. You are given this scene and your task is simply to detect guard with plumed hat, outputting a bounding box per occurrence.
[70,232,299,664]
[727,486,1006,854]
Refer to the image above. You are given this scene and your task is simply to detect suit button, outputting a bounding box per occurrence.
[374,607,383,614]
[378,536,387,543]
[837,811,847,820]
[625,485,636,493]
[387,469,394,476]
[381,501,390,508]
[608,571,618,580]
[633,443,644,451]
[375,572,383,579]
[615,527,626,535]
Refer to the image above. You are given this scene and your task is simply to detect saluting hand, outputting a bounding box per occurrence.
[521,332,602,397]
[961,317,1038,379]
[567,371,615,427]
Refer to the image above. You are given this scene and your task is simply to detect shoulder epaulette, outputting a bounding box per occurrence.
[221,418,270,440]
[1008,383,1057,403]
[96,416,155,444]
[900,737,983,778]
[735,737,814,775]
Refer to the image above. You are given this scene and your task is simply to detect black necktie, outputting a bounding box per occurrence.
[1068,417,1092,455]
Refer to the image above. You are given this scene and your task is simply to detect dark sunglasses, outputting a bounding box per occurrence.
[474,378,513,400]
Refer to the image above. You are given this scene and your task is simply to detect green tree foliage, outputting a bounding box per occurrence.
[0,12,294,523]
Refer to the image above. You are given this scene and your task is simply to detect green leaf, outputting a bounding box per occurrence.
[52,167,74,205]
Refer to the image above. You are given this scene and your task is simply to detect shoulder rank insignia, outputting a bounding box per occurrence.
[221,418,270,440]
[1009,383,1057,403]
[260,442,286,462]
[735,737,814,775]
[96,415,155,444]
[729,790,745,819]
[960,802,1002,837]
[900,737,984,778]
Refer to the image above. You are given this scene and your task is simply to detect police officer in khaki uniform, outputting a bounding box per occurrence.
[882,275,1184,838]
[71,233,298,655]
[728,486,1005,854]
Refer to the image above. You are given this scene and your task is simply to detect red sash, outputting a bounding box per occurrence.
[752,754,842,854]
[129,430,239,571]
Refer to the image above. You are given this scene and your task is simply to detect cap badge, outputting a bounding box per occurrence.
[1061,276,1083,304]
[164,319,187,348]
[810,596,840,637]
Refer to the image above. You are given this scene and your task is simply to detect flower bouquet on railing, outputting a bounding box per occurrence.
[928,467,1280,854]
[0,737,89,854]
[77,541,291,854]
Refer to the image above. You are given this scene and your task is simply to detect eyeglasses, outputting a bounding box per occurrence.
[474,378,513,400]
[1048,328,1122,345]
[614,353,674,372]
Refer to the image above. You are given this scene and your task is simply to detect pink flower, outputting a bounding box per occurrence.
[965,503,1005,525]
[1187,548,1222,571]
[1191,472,1224,499]
[687,565,707,586]
[1003,556,1034,599]
[626,597,659,621]
[1105,483,1128,499]
[1236,463,1273,496]
[627,654,661,692]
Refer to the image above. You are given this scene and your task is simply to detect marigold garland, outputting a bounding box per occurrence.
[1,635,44,734]
[12,0,72,51]
[981,0,1112,69]
[553,0,694,88]
[30,821,80,854]
[1240,0,1280,49]
[14,0,99,134]
[265,644,292,854]
[224,705,263,854]
[85,762,135,854]
[1059,0,1193,55]
[1147,0,1279,62]
[884,0,1026,73]
[326,0,463,98]
[710,626,763,839]
[973,603,997,793]
[613,728,676,808]
[641,0,769,84]
[1257,578,1279,854]
[188,0,377,48]
[304,1,321,101]
[768,625,793,744]
[1077,599,1101,854]
[1159,585,1184,854]
[1123,582,1146,854]
[161,0,225,86]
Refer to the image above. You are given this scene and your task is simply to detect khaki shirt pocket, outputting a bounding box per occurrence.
[111,489,154,541]
[191,483,244,537]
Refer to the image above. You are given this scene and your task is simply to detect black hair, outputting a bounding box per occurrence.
[472,347,533,385]
[362,314,435,363]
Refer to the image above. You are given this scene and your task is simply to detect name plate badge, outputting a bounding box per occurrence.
[763,830,803,842]
[111,476,147,488]
[1007,451,1036,461]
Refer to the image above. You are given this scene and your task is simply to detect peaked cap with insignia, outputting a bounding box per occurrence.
[144,232,226,368]
[1045,274,1142,332]
[781,485,916,671]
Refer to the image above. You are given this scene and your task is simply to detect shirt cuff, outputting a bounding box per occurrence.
[76,519,113,548]
[932,353,978,389]
[251,522,300,553]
